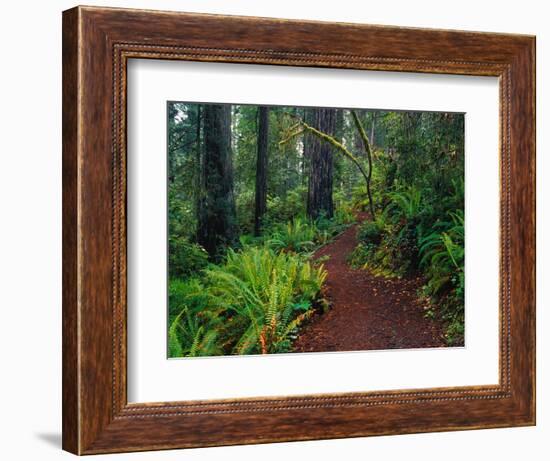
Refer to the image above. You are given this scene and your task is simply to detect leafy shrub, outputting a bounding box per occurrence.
[350,184,429,276]
[235,189,256,233]
[349,215,418,276]
[349,219,384,269]
[168,306,224,358]
[168,278,224,357]
[351,185,372,213]
[264,186,307,227]
[387,186,423,220]
[267,217,316,254]
[333,193,357,225]
[444,313,465,346]
[419,210,464,298]
[168,277,209,319]
[238,233,265,248]
[334,206,356,226]
[312,215,340,245]
[357,220,384,246]
[168,237,209,279]
[207,247,327,354]
[348,243,371,268]
[419,209,465,344]
[168,246,327,357]
[168,188,196,240]
[394,220,420,271]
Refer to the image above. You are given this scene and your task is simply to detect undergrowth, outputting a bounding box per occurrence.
[168,245,327,357]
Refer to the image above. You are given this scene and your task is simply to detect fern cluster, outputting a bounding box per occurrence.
[168,278,223,357]
[418,210,464,344]
[168,246,327,357]
[266,217,316,254]
[265,213,354,255]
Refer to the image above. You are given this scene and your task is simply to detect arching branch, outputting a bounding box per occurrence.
[350,111,375,219]
[279,112,376,219]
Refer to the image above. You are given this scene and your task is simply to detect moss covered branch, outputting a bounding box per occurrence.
[350,111,375,219]
[280,112,376,219]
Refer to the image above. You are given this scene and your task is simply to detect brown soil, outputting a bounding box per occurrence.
[293,216,446,353]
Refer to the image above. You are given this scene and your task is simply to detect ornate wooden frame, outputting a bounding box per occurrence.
[62,5,536,455]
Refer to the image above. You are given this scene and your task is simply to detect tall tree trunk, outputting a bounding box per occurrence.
[194,105,202,225]
[354,111,365,157]
[307,108,336,219]
[167,103,179,185]
[335,109,345,143]
[254,106,269,235]
[197,104,237,257]
[301,107,313,188]
[370,112,377,149]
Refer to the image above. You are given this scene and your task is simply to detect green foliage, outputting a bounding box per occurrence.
[168,247,327,357]
[207,247,327,354]
[168,278,224,357]
[351,183,464,344]
[348,219,385,269]
[264,186,307,227]
[419,210,464,298]
[235,189,256,234]
[357,220,384,245]
[267,217,316,254]
[314,202,355,245]
[167,104,201,240]
[168,238,209,279]
[387,186,423,220]
[168,307,223,358]
[414,209,465,345]
[351,184,370,211]
[168,278,210,318]
[309,215,336,244]
[333,206,356,226]
[332,192,357,225]
[444,315,465,346]
[349,209,419,277]
[168,188,196,241]
[168,102,466,351]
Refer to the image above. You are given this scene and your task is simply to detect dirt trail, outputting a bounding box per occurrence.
[293,217,446,352]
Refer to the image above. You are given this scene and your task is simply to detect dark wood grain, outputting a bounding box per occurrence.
[62,5,536,455]
[62,7,79,454]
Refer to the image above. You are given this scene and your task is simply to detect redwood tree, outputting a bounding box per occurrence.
[307,108,336,219]
[254,106,269,235]
[197,104,237,256]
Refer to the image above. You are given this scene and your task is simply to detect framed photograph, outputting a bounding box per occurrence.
[62,5,535,455]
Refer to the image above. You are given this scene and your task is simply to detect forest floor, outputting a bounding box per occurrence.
[293,214,447,353]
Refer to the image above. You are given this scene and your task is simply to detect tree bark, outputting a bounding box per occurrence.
[307,108,336,219]
[254,106,269,235]
[354,111,365,158]
[301,108,313,187]
[279,111,375,219]
[335,109,345,143]
[197,104,237,257]
[167,103,179,185]
[351,110,376,219]
[194,105,202,224]
[370,112,377,149]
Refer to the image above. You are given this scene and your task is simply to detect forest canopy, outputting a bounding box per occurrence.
[167,102,465,358]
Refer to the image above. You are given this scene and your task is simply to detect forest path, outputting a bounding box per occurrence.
[293,215,446,353]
